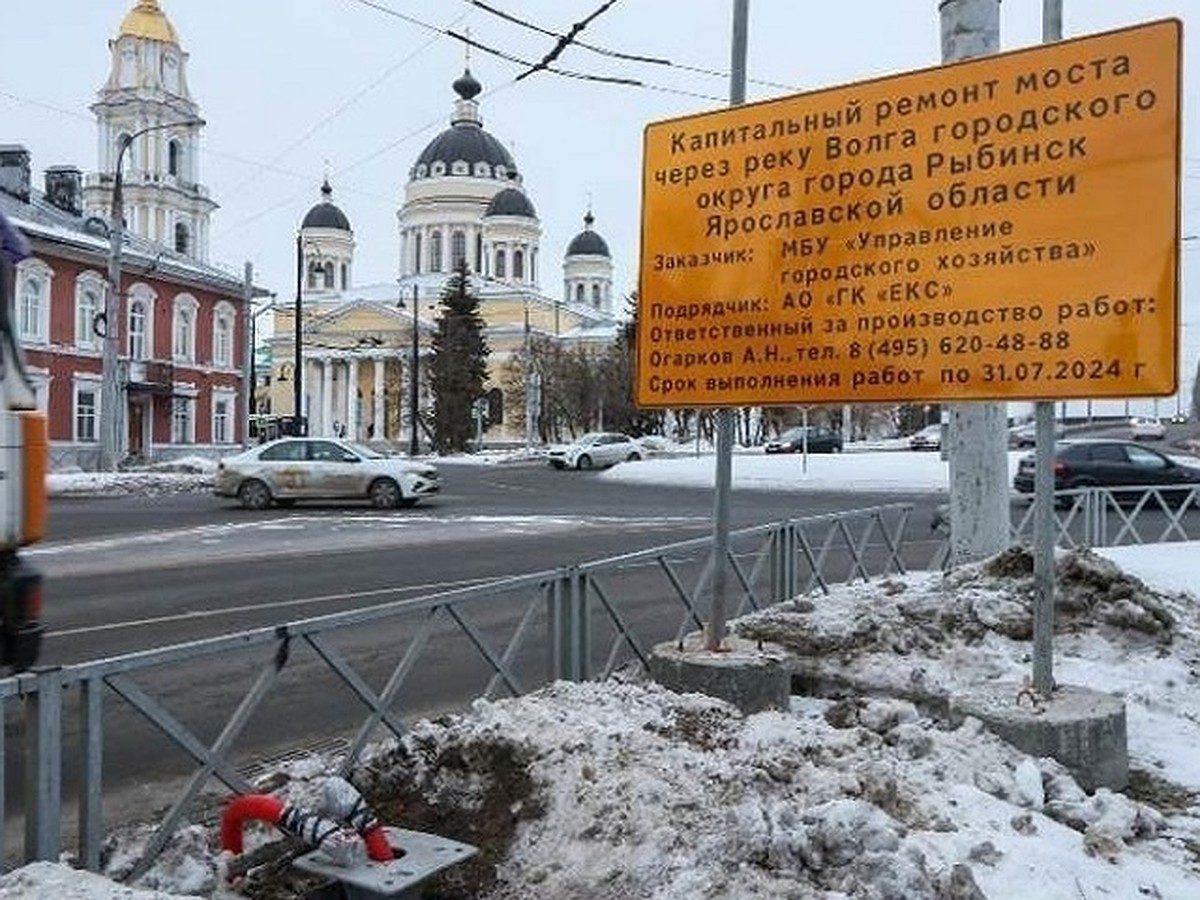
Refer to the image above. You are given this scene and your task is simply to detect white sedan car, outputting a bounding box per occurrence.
[547,432,643,470]
[1130,417,1166,441]
[215,438,440,510]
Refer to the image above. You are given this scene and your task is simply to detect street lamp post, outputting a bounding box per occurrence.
[101,118,204,471]
[293,234,304,436]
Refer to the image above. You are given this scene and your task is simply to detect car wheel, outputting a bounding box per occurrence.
[626,452,642,462]
[237,480,272,511]
[576,454,594,470]
[368,478,402,509]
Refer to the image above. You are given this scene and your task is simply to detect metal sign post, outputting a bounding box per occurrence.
[1032,0,1065,697]
[706,0,749,652]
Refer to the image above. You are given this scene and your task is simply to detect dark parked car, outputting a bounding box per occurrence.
[764,425,843,454]
[1013,439,1200,499]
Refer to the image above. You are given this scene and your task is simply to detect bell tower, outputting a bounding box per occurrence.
[83,1,217,261]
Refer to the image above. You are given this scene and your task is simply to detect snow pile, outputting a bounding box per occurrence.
[49,457,217,497]
[0,860,203,899]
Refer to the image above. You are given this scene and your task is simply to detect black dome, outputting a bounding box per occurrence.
[412,70,518,180]
[414,126,517,177]
[566,211,610,257]
[301,179,351,231]
[485,187,536,218]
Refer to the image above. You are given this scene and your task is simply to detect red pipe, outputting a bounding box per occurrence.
[221,794,284,856]
[362,827,393,862]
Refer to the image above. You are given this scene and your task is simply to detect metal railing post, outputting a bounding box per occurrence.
[79,677,105,871]
[22,669,63,862]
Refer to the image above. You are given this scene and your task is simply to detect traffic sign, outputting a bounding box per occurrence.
[637,19,1181,407]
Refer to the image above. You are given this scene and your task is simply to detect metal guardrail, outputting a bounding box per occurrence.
[1010,484,1200,548]
[1,503,913,879]
[928,484,1200,568]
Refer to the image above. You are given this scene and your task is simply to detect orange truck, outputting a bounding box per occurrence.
[0,210,46,672]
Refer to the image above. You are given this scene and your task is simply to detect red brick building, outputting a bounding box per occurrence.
[1,146,252,469]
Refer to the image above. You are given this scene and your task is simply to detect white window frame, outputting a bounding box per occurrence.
[15,258,52,344]
[172,293,199,362]
[75,271,105,350]
[73,378,101,442]
[127,284,157,361]
[171,395,196,444]
[212,389,236,444]
[212,301,235,368]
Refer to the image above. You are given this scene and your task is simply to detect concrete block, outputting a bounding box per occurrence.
[950,683,1127,791]
[649,634,790,714]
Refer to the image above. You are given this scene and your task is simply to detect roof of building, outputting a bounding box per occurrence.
[118,0,180,46]
[485,187,537,219]
[0,183,251,296]
[566,211,610,258]
[301,179,351,232]
[413,71,518,180]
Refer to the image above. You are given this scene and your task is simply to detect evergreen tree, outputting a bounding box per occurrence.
[428,261,489,453]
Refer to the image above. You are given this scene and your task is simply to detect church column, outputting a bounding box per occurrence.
[347,357,360,440]
[321,357,333,438]
[373,356,385,441]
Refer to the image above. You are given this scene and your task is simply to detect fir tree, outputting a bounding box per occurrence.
[429,260,489,452]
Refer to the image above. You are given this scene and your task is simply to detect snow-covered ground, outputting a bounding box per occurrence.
[15,448,1200,898]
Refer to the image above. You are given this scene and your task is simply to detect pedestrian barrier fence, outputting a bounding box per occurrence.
[0,503,913,880]
[926,484,1200,569]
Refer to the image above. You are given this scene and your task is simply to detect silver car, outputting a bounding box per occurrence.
[547,432,642,470]
[215,438,440,510]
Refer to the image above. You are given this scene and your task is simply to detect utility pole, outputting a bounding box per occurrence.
[705,0,749,652]
[409,284,420,456]
[101,119,203,471]
[938,0,1010,566]
[241,262,253,448]
[293,233,304,436]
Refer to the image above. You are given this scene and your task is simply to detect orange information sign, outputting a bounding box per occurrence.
[637,20,1181,408]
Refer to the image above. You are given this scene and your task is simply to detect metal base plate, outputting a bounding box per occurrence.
[292,826,477,898]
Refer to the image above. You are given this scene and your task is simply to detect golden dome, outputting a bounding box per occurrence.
[117,1,180,46]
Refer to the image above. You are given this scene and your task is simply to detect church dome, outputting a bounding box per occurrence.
[566,212,610,257]
[485,187,536,218]
[412,70,518,180]
[118,0,179,46]
[301,179,351,231]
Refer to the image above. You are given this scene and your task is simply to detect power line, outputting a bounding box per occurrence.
[461,0,799,92]
[514,0,623,82]
[342,0,723,99]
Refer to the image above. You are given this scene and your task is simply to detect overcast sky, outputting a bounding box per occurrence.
[4,0,1199,407]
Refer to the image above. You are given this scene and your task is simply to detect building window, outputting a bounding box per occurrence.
[16,260,51,343]
[495,249,506,278]
[430,231,443,273]
[451,230,467,270]
[531,248,537,283]
[173,294,199,362]
[174,222,190,255]
[307,260,321,289]
[324,261,334,289]
[75,387,98,442]
[128,300,148,359]
[340,262,348,290]
[413,233,422,274]
[213,303,234,367]
[576,284,585,303]
[75,279,102,349]
[213,396,232,443]
[513,249,525,280]
[592,284,602,307]
[168,140,180,176]
[171,398,194,443]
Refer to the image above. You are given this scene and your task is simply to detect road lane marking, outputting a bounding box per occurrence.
[46,574,499,638]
